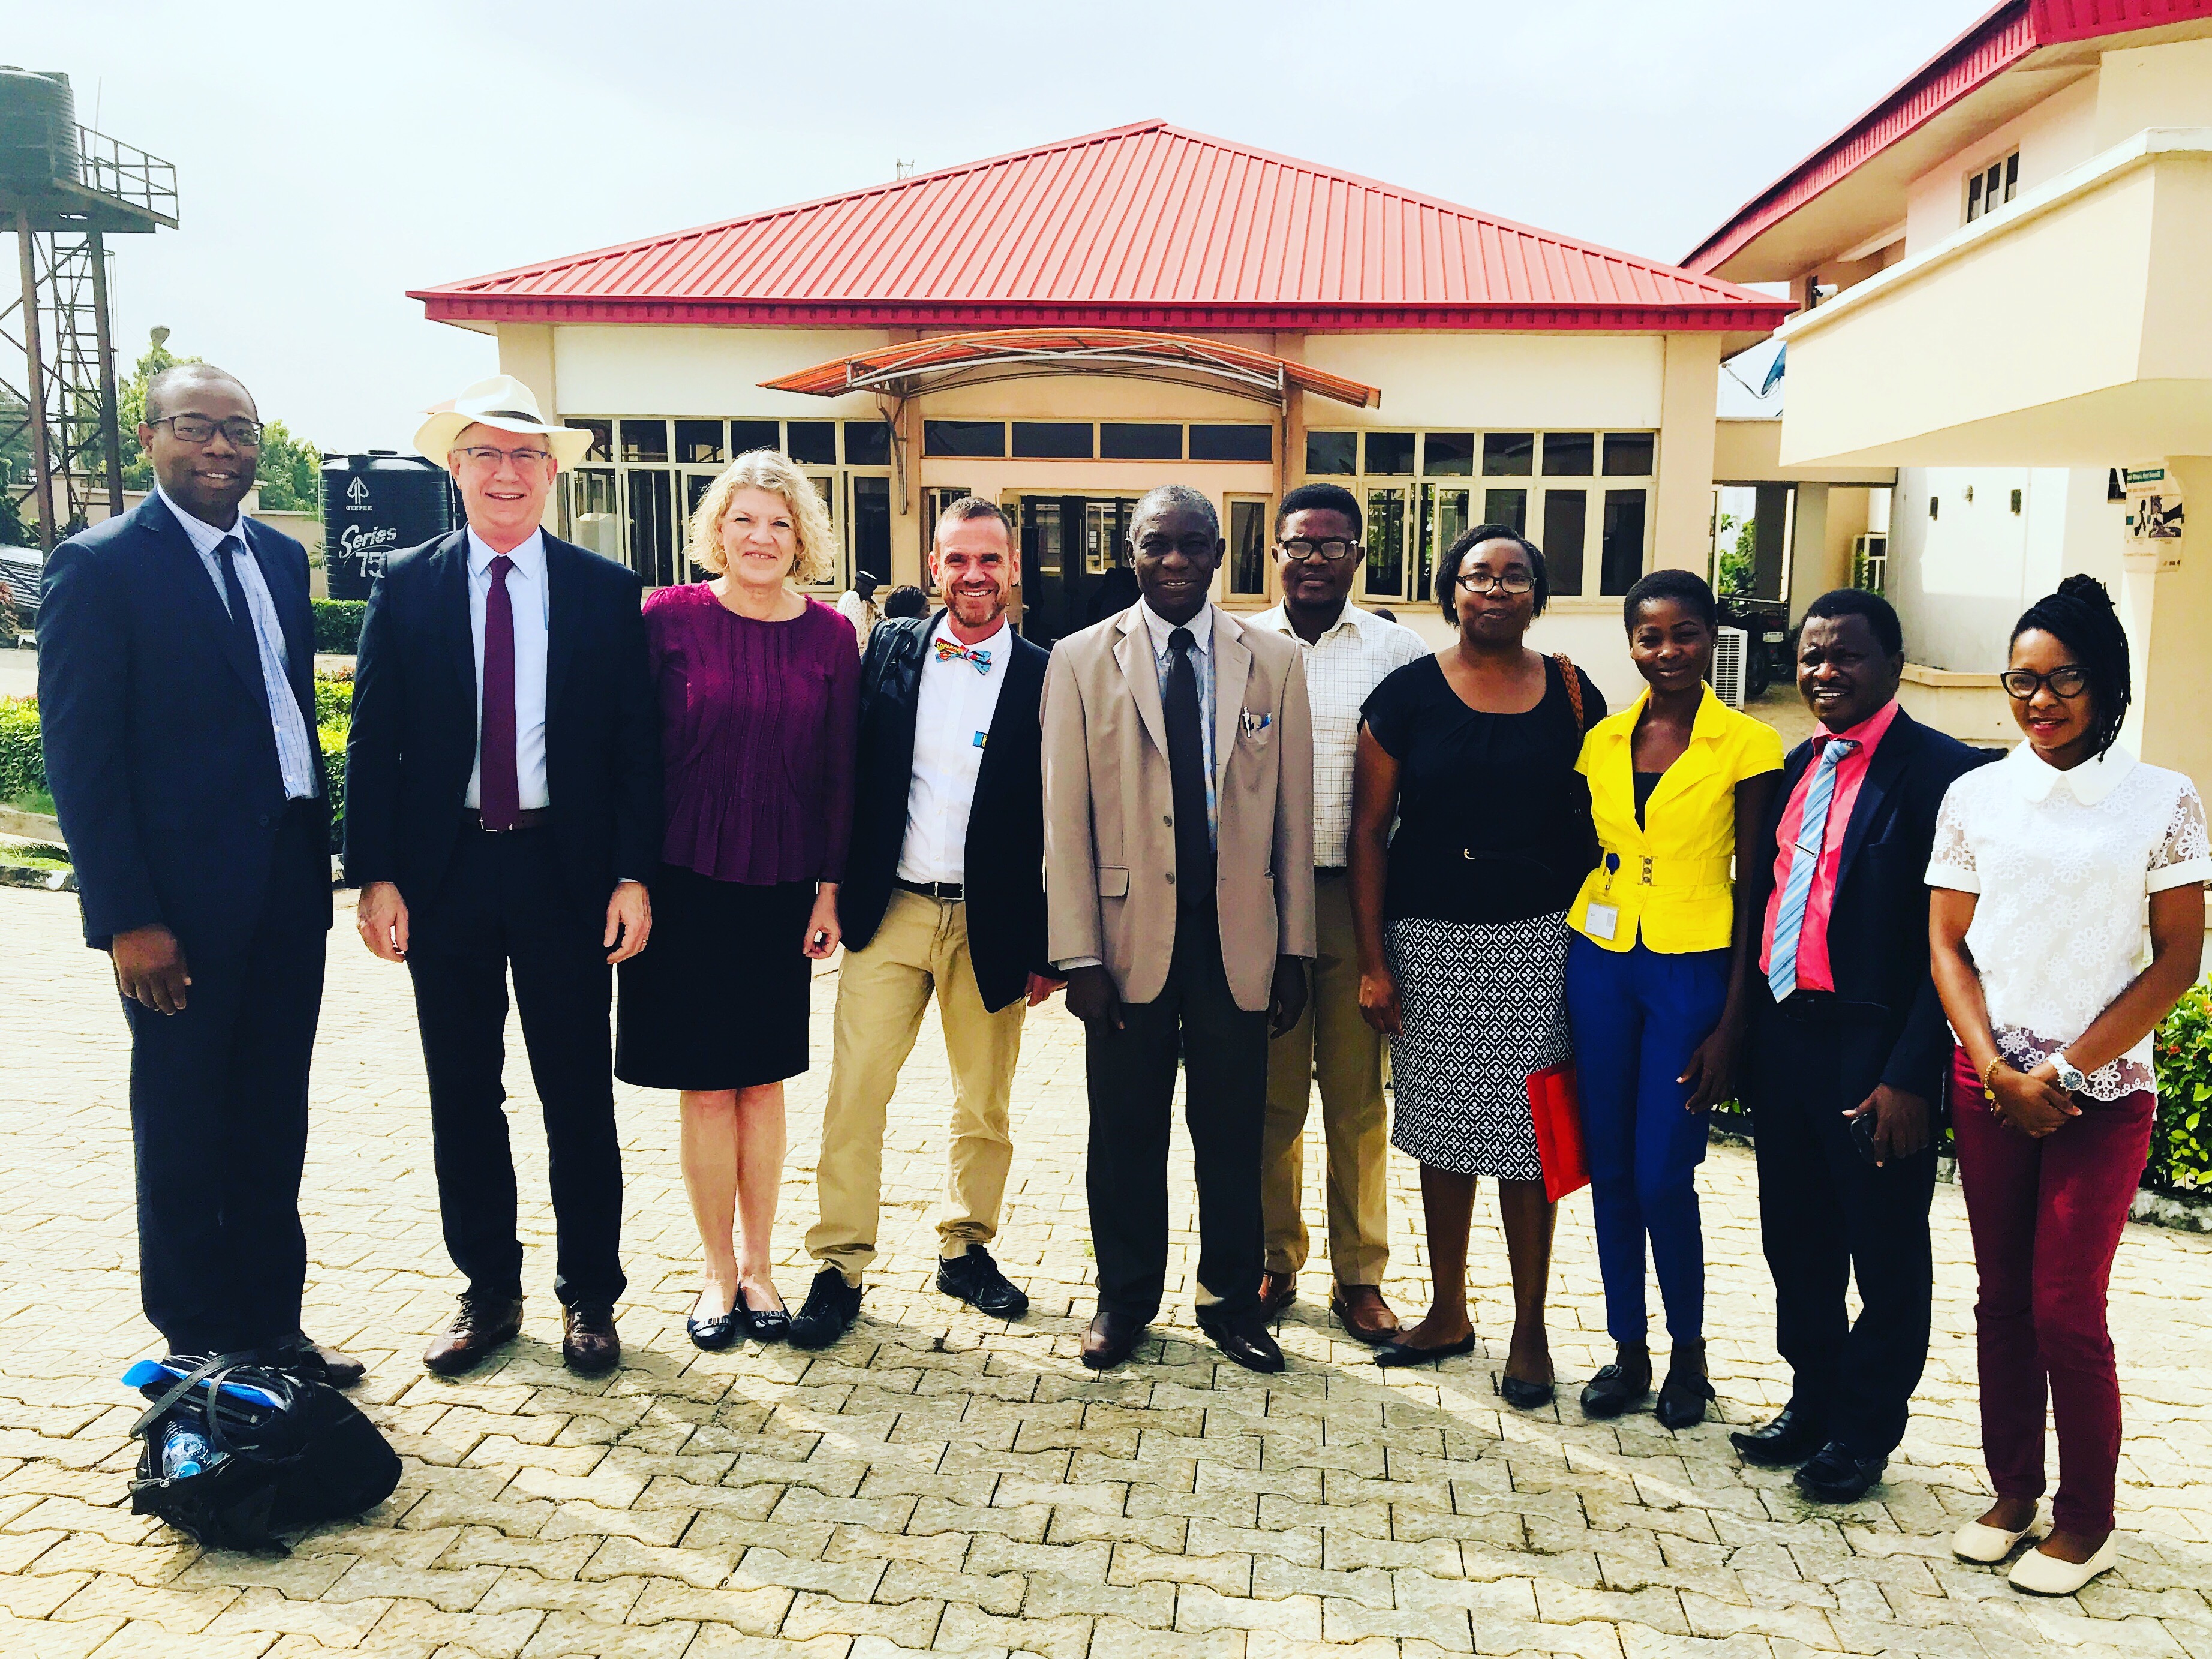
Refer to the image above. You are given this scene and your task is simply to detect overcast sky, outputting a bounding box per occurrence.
[17,0,1988,450]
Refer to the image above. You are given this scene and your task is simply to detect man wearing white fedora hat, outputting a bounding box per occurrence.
[345,374,661,1376]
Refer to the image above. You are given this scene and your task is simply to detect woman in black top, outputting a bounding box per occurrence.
[1350,524,1603,1391]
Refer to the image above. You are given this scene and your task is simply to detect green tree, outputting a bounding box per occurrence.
[95,328,321,508]
[1715,512,1757,596]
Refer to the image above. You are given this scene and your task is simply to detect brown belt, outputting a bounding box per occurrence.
[465,808,550,832]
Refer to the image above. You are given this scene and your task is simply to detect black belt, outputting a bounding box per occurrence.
[465,808,551,833]
[895,877,963,901]
[1774,989,1888,1025]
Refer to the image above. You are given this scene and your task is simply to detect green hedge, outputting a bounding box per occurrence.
[0,695,44,802]
[312,599,368,655]
[2152,982,2212,1190]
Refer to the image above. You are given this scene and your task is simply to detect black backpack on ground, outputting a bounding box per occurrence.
[127,1351,401,1554]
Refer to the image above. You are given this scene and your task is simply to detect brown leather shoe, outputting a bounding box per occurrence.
[423,1293,524,1376]
[1329,1285,1401,1346]
[562,1302,621,1375]
[1080,1310,1149,1371]
[269,1331,367,1388]
[1257,1269,1298,1322]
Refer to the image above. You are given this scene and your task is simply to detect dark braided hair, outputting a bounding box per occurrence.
[2010,574,2130,758]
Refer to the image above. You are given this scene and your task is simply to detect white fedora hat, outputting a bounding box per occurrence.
[413,374,595,470]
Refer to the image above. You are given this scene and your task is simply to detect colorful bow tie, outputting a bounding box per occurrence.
[934,637,994,675]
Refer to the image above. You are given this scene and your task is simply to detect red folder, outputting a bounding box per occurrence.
[1526,1063,1590,1204]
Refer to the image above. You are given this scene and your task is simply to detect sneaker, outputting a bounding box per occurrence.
[936,1245,1030,1319]
[788,1266,862,1350]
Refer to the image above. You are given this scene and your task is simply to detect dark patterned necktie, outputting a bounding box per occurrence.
[214,536,262,677]
[480,554,521,830]
[1164,627,1213,909]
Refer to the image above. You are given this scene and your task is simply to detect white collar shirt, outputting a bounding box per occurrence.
[463,526,552,812]
[897,614,1011,885]
[1134,597,1217,847]
[1927,740,2211,1098]
[157,485,319,802]
[1251,601,1429,865]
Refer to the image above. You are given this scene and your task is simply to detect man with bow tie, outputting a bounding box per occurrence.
[791,497,1059,1348]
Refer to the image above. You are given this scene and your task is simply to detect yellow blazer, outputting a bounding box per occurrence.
[1567,686,1784,954]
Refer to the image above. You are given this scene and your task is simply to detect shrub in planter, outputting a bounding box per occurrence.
[2151,982,2212,1192]
[314,665,354,728]
[312,599,368,655]
[319,726,347,855]
[0,695,45,803]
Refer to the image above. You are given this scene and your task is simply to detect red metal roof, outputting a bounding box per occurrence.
[1683,0,2212,275]
[411,121,1787,334]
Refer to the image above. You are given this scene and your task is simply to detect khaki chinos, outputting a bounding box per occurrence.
[809,888,1025,1287]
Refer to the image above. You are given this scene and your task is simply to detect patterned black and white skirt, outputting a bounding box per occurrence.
[1387,910,1574,1180]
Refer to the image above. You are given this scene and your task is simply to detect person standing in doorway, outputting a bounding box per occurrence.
[792,497,1058,1348]
[837,570,884,651]
[1042,484,1316,1374]
[347,375,660,1377]
[1249,483,1428,1344]
[40,364,356,1383]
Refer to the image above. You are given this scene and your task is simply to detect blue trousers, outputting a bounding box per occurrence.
[1564,936,1728,1345]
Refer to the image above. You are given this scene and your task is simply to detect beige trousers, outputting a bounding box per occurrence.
[809,889,1026,1287]
[1261,870,1390,1285]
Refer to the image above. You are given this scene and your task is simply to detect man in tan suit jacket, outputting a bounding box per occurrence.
[1042,485,1317,1374]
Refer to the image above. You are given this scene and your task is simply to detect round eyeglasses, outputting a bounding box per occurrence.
[1457,570,1535,595]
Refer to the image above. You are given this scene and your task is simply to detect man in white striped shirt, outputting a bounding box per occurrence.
[1249,483,1430,1344]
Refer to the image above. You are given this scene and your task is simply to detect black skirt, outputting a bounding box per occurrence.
[615,863,816,1090]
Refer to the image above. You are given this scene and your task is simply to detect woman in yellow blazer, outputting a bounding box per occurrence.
[1565,570,1782,1429]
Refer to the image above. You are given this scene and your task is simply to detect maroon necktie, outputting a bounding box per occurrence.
[479,554,521,830]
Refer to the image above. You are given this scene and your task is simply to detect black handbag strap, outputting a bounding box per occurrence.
[128,1351,287,1454]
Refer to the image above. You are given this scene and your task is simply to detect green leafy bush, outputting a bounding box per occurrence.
[0,695,44,804]
[2151,981,2212,1191]
[319,726,347,855]
[312,599,367,655]
[315,664,354,729]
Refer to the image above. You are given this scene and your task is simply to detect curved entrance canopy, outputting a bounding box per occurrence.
[761,327,1381,409]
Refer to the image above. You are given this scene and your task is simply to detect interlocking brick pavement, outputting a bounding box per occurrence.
[3,883,2210,1658]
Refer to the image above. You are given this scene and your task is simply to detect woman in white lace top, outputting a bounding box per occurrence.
[1927,576,2208,1596]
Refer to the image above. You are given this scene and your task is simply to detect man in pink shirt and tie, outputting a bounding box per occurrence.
[1730,590,1989,1503]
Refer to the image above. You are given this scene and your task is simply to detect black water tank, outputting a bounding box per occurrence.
[0,69,78,189]
[321,452,456,600]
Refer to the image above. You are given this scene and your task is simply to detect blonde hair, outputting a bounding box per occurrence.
[686,449,837,585]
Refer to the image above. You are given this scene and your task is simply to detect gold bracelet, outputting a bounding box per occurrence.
[1980,1054,2003,1108]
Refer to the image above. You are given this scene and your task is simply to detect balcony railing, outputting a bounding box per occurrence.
[72,125,178,224]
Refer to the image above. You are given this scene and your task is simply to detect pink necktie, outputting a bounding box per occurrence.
[480,554,520,830]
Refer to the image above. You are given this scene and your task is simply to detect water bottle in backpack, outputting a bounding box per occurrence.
[161,1420,223,1479]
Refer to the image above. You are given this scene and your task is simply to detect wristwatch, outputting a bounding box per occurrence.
[2052,1052,2090,1095]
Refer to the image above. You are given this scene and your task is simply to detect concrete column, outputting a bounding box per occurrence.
[1654,333,1721,572]
[1786,482,1834,618]
[497,324,560,530]
[2121,453,2212,806]
[1753,483,1792,599]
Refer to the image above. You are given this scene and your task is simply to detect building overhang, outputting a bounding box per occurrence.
[1774,129,2212,468]
[759,328,1382,410]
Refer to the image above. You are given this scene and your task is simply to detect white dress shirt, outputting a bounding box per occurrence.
[1250,601,1429,866]
[157,485,319,801]
[897,615,1011,885]
[463,526,552,812]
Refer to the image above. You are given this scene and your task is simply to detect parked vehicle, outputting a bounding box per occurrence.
[1717,593,1790,700]
[0,547,40,645]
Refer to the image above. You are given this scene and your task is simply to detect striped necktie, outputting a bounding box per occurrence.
[1766,737,1859,1003]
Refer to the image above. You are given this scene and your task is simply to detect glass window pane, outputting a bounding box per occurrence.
[619,419,668,464]
[674,420,723,464]
[1026,499,1063,576]
[1418,484,1469,608]
[843,420,891,467]
[1365,487,1406,596]
[573,419,613,463]
[851,476,890,588]
[1365,432,1415,476]
[787,420,837,465]
[1483,432,1534,476]
[1600,490,1647,597]
[1541,489,1588,596]
[1483,488,1527,535]
[1543,432,1594,476]
[1011,422,1095,459]
[1423,432,1475,476]
[730,419,779,455]
[2003,151,2018,202]
[682,474,716,577]
[570,468,620,560]
[1099,423,1181,460]
[1190,423,1272,462]
[1228,500,1268,596]
[1305,431,1357,475]
[624,468,676,588]
[925,420,1006,458]
[1602,432,1654,477]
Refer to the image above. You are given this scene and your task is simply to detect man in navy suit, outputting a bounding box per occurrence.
[1732,588,1991,1501]
[38,364,357,1382]
[345,376,658,1378]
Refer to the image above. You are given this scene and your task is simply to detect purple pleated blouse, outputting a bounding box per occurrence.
[644,585,859,885]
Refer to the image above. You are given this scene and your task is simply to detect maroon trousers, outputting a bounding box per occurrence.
[1949,1046,2154,1536]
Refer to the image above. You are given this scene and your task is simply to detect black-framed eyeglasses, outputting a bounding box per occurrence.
[1277,536,1360,564]
[1457,569,1535,594]
[152,414,262,449]
[452,444,554,470]
[2000,665,2090,700]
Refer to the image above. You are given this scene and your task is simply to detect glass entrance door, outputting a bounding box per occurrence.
[1018,494,1139,647]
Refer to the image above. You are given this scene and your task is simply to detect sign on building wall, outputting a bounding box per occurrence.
[2124,464,2184,572]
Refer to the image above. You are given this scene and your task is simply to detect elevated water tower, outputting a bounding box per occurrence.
[0,68,176,550]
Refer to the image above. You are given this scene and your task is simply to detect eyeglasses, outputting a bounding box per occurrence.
[2000,665,2090,700]
[1457,569,1535,595]
[1278,537,1360,564]
[152,414,262,449]
[452,444,553,470]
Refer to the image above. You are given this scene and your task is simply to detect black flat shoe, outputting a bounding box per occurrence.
[1374,1331,1478,1368]
[687,1310,743,1351]
[1579,1356,1653,1419]
[1655,1371,1715,1430]
[738,1285,791,1344]
[1496,1371,1556,1409]
[1731,1402,1828,1467]
[1794,1440,1887,1503]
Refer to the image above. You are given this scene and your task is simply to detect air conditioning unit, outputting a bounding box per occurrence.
[1713,625,1750,709]
[1852,533,1888,594]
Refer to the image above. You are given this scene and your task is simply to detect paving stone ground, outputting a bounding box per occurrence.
[3,883,2210,1658]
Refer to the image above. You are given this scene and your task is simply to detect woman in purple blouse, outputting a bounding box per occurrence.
[616,449,858,1350]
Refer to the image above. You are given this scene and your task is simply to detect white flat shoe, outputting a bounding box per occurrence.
[2008,1532,2120,1595]
[1953,1505,2051,1563]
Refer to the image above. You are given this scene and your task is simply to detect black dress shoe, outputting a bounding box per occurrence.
[1731,1403,1828,1467]
[1580,1353,1653,1419]
[937,1246,1030,1319]
[1794,1440,1887,1503]
[1655,1371,1715,1430]
[788,1267,862,1351]
[1195,1306,1285,1374]
[1081,1310,1149,1371]
[1497,1371,1556,1408]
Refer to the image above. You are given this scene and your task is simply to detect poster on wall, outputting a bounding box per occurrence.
[2123,465,2184,571]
